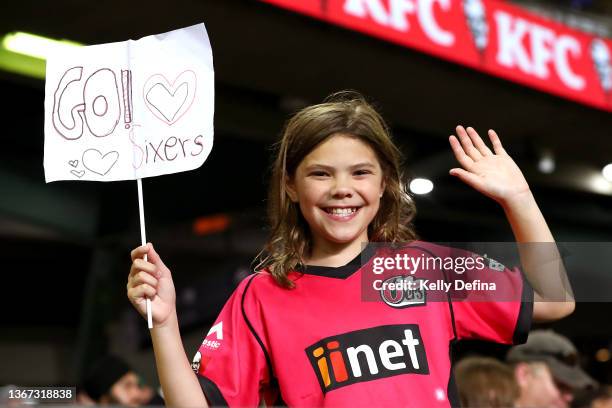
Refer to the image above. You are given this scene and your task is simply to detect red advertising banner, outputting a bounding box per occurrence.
[261,0,612,112]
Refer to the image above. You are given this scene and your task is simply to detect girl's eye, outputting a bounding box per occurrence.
[310,171,329,177]
[354,169,372,176]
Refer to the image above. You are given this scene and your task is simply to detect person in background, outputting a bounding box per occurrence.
[572,386,612,408]
[75,385,96,406]
[82,355,163,406]
[507,330,597,408]
[454,356,519,407]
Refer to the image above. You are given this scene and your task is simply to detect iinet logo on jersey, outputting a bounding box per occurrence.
[306,325,429,393]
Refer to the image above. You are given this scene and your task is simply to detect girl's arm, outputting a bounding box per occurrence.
[150,312,209,408]
[128,244,209,408]
[499,191,575,321]
[448,126,575,322]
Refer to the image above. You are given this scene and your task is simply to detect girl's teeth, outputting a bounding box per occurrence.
[329,208,357,215]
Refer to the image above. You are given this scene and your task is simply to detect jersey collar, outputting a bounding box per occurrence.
[296,244,376,279]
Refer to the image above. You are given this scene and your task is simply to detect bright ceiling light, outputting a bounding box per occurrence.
[603,163,612,182]
[409,178,434,195]
[588,173,612,195]
[538,151,555,174]
[2,32,82,60]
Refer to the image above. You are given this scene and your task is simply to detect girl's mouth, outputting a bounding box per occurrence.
[321,207,361,221]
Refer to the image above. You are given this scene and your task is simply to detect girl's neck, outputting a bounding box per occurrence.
[306,231,369,267]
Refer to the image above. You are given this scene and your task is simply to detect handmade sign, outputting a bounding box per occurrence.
[44,23,214,182]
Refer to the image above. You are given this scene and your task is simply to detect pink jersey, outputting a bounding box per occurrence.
[192,241,532,407]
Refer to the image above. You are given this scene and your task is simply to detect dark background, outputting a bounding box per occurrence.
[1,0,611,388]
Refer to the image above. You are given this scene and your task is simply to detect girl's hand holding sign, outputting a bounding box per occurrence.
[127,243,176,328]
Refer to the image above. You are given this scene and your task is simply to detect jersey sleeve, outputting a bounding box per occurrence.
[445,247,534,345]
[191,274,275,407]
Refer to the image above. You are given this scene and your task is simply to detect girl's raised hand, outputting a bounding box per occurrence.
[127,243,176,327]
[448,126,530,206]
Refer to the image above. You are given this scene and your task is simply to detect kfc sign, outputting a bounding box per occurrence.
[343,0,456,46]
[261,0,612,111]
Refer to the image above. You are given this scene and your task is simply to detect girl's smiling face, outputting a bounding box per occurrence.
[286,133,385,253]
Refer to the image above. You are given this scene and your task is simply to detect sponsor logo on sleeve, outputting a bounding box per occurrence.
[201,321,223,350]
[192,321,224,373]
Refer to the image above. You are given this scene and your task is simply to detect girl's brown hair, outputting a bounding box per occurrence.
[255,91,417,288]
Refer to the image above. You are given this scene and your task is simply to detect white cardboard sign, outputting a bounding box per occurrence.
[44,23,214,182]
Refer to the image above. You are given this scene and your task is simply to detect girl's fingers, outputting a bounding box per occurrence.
[131,244,149,262]
[466,127,493,156]
[488,129,507,155]
[128,261,159,285]
[146,243,166,269]
[130,271,158,289]
[127,283,157,301]
[449,167,485,191]
[449,135,474,171]
[133,258,157,275]
[455,126,482,161]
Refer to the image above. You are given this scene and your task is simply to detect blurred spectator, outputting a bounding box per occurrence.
[75,385,96,406]
[507,330,597,408]
[572,386,612,408]
[82,355,162,406]
[454,356,519,407]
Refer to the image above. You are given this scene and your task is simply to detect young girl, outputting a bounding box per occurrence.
[127,92,574,407]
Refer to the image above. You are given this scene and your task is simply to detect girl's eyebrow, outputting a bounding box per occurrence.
[305,162,377,171]
[350,162,377,169]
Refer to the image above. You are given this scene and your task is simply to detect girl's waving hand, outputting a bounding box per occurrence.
[448,125,530,206]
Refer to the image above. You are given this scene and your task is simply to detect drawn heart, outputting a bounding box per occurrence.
[71,170,85,178]
[68,160,79,168]
[143,70,197,126]
[82,149,119,176]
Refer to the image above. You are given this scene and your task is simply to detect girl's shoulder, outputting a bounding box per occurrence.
[230,269,298,313]
[236,268,293,295]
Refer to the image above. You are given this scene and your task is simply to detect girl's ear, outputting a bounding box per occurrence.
[285,175,299,203]
[379,178,386,198]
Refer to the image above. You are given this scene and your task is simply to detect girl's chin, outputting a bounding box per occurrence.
[319,229,368,245]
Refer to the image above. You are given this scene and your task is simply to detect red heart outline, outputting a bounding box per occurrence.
[142,70,197,126]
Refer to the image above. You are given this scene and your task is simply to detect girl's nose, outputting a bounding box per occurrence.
[331,177,353,198]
